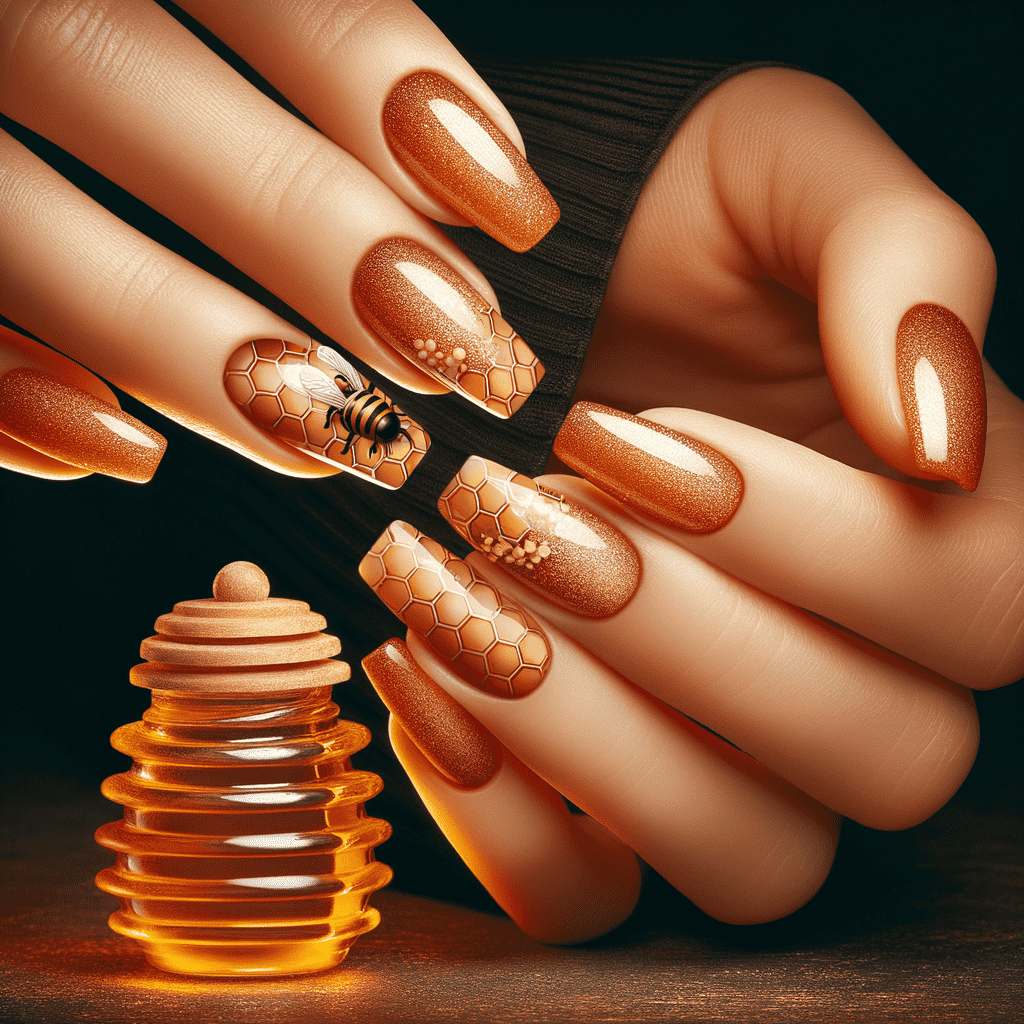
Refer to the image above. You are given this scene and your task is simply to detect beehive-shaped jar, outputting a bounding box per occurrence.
[95,562,391,976]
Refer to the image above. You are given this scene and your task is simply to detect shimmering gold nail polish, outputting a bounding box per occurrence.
[383,71,559,252]
[553,403,743,533]
[353,238,544,418]
[439,455,640,618]
[363,639,502,789]
[0,368,166,482]
[224,338,429,489]
[359,521,552,699]
[895,304,986,491]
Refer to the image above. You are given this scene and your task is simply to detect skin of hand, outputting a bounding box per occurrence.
[0,1,1019,946]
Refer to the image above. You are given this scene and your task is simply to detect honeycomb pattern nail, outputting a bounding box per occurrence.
[352,238,544,418]
[439,456,641,618]
[359,521,551,699]
[224,338,429,489]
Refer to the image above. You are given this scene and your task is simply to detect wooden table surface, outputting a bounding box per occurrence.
[2,764,1020,1024]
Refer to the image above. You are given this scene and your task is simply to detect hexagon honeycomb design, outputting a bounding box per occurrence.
[360,522,551,698]
[225,339,429,489]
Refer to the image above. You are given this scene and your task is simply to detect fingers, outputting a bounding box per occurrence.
[0,324,165,481]
[434,450,982,830]
[0,128,429,486]
[177,0,559,250]
[0,0,549,408]
[359,522,841,926]
[700,69,994,488]
[364,639,641,944]
[552,400,1024,691]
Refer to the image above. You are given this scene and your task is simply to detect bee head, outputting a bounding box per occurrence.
[376,410,403,443]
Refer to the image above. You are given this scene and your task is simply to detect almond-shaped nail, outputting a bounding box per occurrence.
[895,304,986,491]
[439,455,640,618]
[383,71,559,252]
[353,238,544,418]
[224,338,429,490]
[359,521,552,699]
[0,368,166,482]
[553,403,743,533]
[363,639,502,789]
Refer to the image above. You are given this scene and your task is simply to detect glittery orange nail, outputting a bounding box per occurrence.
[363,639,502,789]
[224,338,429,490]
[353,238,544,418]
[0,368,166,482]
[439,455,640,618]
[895,304,986,491]
[383,71,559,252]
[553,403,743,533]
[359,522,552,699]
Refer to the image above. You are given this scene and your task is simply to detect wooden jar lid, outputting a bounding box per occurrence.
[130,562,351,693]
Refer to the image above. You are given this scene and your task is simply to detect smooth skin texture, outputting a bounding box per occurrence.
[0,1,1020,938]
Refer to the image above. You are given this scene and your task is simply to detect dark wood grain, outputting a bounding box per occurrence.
[2,770,1020,1024]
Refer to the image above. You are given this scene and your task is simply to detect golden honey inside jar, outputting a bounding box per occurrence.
[95,562,391,976]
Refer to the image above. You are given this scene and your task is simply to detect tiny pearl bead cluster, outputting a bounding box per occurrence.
[412,338,469,377]
[482,535,552,571]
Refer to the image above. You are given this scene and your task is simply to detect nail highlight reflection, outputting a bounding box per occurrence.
[353,238,544,418]
[224,338,429,489]
[439,456,641,618]
[383,71,560,252]
[554,403,743,533]
[360,521,551,699]
[363,639,502,789]
[895,304,986,491]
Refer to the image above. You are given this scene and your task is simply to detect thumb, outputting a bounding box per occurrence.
[712,69,993,489]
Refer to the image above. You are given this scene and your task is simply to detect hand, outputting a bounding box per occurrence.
[0,0,556,484]
[359,69,1022,944]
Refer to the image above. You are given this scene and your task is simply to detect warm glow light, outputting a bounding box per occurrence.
[913,356,949,461]
[92,412,162,448]
[588,410,716,475]
[428,99,520,186]
[395,261,481,335]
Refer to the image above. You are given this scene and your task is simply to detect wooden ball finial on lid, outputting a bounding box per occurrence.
[212,561,270,602]
[130,563,351,694]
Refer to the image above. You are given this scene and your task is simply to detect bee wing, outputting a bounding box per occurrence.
[280,364,348,407]
[315,346,364,393]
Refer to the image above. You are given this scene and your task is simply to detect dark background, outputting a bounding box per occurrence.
[1,0,1020,913]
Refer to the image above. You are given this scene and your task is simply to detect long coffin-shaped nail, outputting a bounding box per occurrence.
[383,71,560,252]
[360,521,552,699]
[363,639,502,789]
[0,368,166,482]
[439,455,641,618]
[895,304,986,491]
[224,338,429,489]
[352,238,544,418]
[553,403,743,533]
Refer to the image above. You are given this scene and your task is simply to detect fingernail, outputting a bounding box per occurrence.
[439,455,641,618]
[0,368,166,482]
[553,403,743,533]
[895,304,986,491]
[383,71,559,252]
[363,639,502,789]
[352,238,544,419]
[224,338,429,489]
[359,521,552,699]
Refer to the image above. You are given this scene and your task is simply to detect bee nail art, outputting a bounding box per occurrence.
[439,456,641,618]
[352,238,544,418]
[224,338,429,489]
[360,521,552,699]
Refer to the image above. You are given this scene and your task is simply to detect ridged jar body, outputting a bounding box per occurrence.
[95,686,392,976]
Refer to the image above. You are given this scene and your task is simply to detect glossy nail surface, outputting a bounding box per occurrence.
[353,238,544,418]
[360,521,551,699]
[439,456,641,618]
[554,403,743,533]
[383,71,559,252]
[895,304,986,491]
[363,639,502,789]
[0,368,166,482]
[225,338,429,489]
